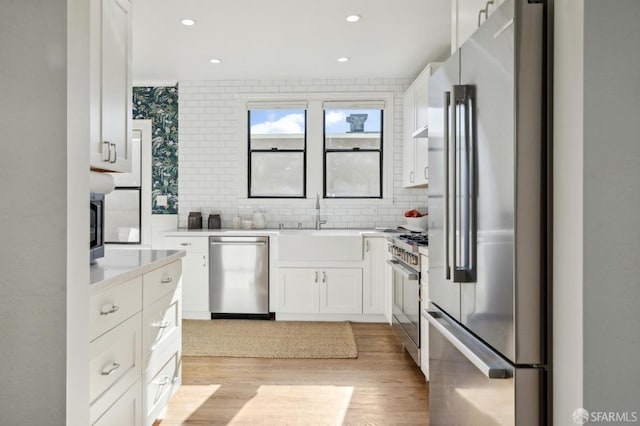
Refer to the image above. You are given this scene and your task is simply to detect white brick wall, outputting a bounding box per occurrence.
[178,78,428,229]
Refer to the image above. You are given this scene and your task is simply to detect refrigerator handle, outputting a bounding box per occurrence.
[426,307,511,379]
[452,85,476,283]
[443,91,451,281]
[451,89,458,284]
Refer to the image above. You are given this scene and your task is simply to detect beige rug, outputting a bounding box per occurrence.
[182,319,358,359]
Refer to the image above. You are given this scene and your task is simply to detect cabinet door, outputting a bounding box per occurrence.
[402,87,416,187]
[162,237,209,318]
[414,71,430,132]
[420,254,429,379]
[363,238,386,314]
[320,268,363,314]
[181,252,209,315]
[92,0,132,172]
[278,268,319,313]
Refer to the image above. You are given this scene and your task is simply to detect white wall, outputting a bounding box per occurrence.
[583,0,640,416]
[178,78,428,229]
[554,0,640,423]
[553,0,584,423]
[0,0,89,424]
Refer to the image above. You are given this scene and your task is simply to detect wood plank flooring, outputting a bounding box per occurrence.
[155,322,429,426]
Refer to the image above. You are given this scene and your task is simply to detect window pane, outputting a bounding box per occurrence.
[251,152,304,197]
[325,109,382,149]
[326,152,381,197]
[250,109,305,150]
[105,189,141,243]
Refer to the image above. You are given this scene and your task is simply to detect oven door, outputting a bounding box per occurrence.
[388,259,421,357]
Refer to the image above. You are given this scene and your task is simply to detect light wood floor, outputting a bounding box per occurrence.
[155,322,429,426]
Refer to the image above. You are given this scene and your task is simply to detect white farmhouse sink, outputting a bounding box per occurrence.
[278,230,363,261]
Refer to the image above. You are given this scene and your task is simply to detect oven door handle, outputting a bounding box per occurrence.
[386,260,419,281]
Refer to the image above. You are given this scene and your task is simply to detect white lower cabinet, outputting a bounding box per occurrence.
[163,236,209,319]
[420,253,429,380]
[363,237,386,314]
[90,259,183,426]
[278,267,362,314]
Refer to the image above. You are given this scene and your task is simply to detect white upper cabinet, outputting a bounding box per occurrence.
[451,0,506,52]
[90,0,133,173]
[402,63,439,188]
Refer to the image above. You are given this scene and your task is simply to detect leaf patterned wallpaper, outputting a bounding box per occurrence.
[132,86,178,214]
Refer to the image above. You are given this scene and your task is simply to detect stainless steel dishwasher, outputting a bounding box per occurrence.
[209,236,270,318]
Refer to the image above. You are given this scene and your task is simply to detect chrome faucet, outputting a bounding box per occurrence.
[315,193,327,230]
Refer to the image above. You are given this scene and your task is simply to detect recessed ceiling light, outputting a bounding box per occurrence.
[346,14,361,23]
[209,58,222,64]
[181,18,195,26]
[338,57,349,63]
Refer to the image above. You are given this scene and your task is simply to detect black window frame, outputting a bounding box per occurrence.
[247,109,307,199]
[322,109,384,199]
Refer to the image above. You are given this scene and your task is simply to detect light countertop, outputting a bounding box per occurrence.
[90,247,185,292]
[163,228,388,237]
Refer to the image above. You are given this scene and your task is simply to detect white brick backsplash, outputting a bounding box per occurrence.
[178,77,427,229]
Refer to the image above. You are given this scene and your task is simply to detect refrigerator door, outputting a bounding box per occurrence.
[427,50,462,321]
[427,305,543,425]
[458,0,544,364]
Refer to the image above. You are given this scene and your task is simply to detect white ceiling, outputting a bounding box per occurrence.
[132,0,451,84]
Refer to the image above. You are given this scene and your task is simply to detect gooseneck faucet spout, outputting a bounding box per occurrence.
[315,193,327,230]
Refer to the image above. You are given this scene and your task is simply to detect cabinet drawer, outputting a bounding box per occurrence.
[144,350,181,425]
[143,260,181,307]
[90,276,142,342]
[91,379,142,426]
[143,289,181,369]
[163,236,208,252]
[90,313,142,406]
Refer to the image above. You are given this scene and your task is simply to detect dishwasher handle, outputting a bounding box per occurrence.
[210,241,267,246]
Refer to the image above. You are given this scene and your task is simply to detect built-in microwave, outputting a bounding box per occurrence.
[90,192,105,263]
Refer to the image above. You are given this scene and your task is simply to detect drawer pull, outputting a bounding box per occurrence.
[101,362,120,376]
[180,243,191,246]
[100,305,120,316]
[152,320,172,329]
[160,277,173,284]
[155,375,171,386]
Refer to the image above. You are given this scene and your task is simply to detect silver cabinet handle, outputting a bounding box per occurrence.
[180,242,191,246]
[101,362,121,376]
[426,307,510,379]
[202,255,206,268]
[424,167,428,179]
[109,143,117,163]
[322,271,326,283]
[314,271,318,283]
[210,241,267,246]
[161,277,173,284]
[100,305,119,315]
[365,240,370,252]
[154,375,171,386]
[102,141,111,162]
[409,171,415,183]
[152,320,171,329]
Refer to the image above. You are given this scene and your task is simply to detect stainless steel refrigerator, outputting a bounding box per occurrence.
[426,0,547,424]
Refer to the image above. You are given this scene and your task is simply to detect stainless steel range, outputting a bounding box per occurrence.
[386,233,428,366]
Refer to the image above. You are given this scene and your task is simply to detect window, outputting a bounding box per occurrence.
[248,108,306,198]
[323,107,383,198]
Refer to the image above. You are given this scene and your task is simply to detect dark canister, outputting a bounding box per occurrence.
[207,214,221,229]
[188,212,202,229]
